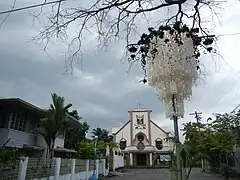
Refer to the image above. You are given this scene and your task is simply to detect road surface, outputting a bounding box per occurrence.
[108,168,222,180]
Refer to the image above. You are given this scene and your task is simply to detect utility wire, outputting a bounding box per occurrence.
[0,0,66,15]
[189,111,202,123]
[217,32,240,37]
[1,2,240,39]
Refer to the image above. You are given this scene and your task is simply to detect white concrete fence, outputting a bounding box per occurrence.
[113,151,124,171]
[17,155,124,180]
[18,157,104,180]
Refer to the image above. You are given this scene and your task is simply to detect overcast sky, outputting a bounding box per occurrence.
[0,0,240,139]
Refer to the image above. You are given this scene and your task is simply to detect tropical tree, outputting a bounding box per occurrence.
[215,111,240,147]
[182,122,214,179]
[64,109,89,149]
[68,109,82,120]
[65,121,90,150]
[92,128,110,142]
[75,141,95,159]
[38,93,72,158]
[75,140,118,159]
[0,148,19,164]
[182,111,240,179]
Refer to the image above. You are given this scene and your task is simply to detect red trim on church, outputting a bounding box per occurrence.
[130,111,133,145]
[128,110,153,113]
[148,110,152,145]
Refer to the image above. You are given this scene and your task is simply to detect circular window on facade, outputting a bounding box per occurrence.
[137,134,144,142]
[137,142,145,150]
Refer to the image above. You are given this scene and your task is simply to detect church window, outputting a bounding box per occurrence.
[137,134,144,142]
[137,142,145,150]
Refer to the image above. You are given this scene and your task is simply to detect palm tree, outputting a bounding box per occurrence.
[68,109,82,120]
[38,93,72,158]
[92,128,110,142]
[65,121,90,149]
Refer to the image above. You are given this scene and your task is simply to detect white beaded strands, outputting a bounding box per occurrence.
[147,31,198,119]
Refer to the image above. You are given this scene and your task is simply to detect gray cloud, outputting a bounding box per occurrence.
[0,9,163,130]
[0,0,240,138]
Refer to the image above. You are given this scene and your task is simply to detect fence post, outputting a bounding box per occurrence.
[70,159,76,180]
[201,159,204,171]
[85,159,89,180]
[130,152,133,167]
[106,157,109,175]
[117,155,119,168]
[115,155,117,170]
[122,154,124,167]
[96,159,99,179]
[116,155,119,169]
[113,151,116,171]
[121,155,123,167]
[103,159,106,176]
[54,158,61,180]
[18,157,28,180]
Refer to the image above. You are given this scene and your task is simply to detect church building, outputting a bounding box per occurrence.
[111,107,174,167]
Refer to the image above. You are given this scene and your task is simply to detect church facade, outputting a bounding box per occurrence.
[112,107,174,167]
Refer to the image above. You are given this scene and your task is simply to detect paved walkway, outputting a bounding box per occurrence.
[108,168,222,180]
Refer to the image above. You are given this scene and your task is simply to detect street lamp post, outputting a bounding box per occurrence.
[91,136,98,180]
[172,95,182,180]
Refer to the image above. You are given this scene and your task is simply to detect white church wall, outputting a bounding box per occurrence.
[150,122,168,146]
[115,122,131,146]
[131,111,149,140]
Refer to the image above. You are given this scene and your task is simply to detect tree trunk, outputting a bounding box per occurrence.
[50,141,55,158]
[219,153,222,174]
[186,167,192,179]
[45,147,50,158]
[235,147,240,175]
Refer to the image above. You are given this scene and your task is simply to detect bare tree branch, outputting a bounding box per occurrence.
[30,0,226,73]
[0,0,66,15]
[0,0,17,29]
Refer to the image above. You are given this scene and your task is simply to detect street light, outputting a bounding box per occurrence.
[91,135,98,180]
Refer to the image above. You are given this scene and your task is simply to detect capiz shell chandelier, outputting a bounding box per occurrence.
[147,31,198,119]
[127,23,215,119]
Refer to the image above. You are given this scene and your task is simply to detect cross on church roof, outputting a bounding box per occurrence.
[137,102,143,108]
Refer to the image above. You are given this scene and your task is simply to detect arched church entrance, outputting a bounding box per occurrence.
[133,133,149,166]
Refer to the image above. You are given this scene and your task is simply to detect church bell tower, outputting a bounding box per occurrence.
[129,106,152,147]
